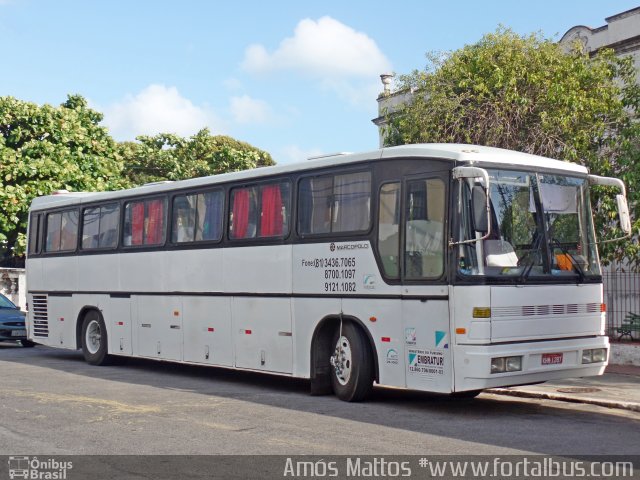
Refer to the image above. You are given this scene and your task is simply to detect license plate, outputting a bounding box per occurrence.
[11,330,26,337]
[542,353,563,365]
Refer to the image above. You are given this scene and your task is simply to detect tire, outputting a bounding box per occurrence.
[20,340,36,348]
[80,310,113,366]
[330,322,373,402]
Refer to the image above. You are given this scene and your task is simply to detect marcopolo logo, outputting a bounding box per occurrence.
[8,456,73,480]
[329,242,369,252]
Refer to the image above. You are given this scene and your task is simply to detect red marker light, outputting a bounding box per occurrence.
[245,330,252,335]
[207,327,215,332]
[381,337,391,342]
[116,321,124,326]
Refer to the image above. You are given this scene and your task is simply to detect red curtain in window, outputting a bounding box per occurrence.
[146,200,164,244]
[260,185,283,237]
[232,189,250,239]
[131,203,145,245]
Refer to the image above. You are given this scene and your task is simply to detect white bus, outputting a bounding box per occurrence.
[25,144,631,401]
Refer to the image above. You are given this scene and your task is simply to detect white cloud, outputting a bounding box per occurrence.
[229,95,274,125]
[242,16,391,79]
[279,145,325,164]
[103,84,222,140]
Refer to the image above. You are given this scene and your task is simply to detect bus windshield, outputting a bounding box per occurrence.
[457,169,600,281]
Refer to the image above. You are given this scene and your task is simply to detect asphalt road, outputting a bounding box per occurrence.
[1,343,639,456]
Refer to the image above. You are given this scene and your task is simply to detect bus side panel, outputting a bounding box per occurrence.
[43,256,79,292]
[25,257,43,292]
[182,297,233,366]
[119,251,167,292]
[402,297,452,393]
[78,255,120,292]
[135,295,183,361]
[341,298,405,388]
[223,245,292,293]
[291,297,341,378]
[232,297,292,373]
[167,249,223,293]
[106,296,132,356]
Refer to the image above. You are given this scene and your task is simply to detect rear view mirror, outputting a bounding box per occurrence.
[617,194,632,235]
[472,185,488,233]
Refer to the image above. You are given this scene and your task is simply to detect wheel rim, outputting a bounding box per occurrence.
[85,319,102,354]
[331,335,352,386]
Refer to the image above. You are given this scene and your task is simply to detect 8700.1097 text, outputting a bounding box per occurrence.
[324,282,357,292]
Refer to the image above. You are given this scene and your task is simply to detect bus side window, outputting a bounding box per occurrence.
[404,178,445,279]
[124,199,166,247]
[45,210,78,252]
[230,187,257,240]
[172,190,225,243]
[28,213,41,255]
[298,171,371,235]
[378,182,400,278]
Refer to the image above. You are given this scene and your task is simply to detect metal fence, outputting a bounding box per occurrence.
[603,264,640,340]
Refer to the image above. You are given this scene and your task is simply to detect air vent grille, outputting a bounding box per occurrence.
[31,294,49,337]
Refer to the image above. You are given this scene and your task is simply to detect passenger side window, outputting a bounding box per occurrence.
[45,210,79,252]
[298,171,371,235]
[229,181,291,240]
[82,203,120,249]
[172,190,224,243]
[28,214,42,255]
[378,183,401,278]
[123,198,167,246]
[404,178,445,279]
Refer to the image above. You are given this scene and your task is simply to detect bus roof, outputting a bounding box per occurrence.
[30,143,588,210]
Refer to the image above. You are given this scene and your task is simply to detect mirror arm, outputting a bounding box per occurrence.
[450,166,492,247]
[588,174,632,242]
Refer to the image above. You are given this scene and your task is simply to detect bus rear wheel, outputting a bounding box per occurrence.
[81,310,113,366]
[330,322,373,402]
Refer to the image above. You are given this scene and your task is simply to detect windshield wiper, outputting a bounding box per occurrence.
[550,238,585,282]
[517,233,545,283]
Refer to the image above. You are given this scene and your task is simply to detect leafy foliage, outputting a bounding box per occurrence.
[121,129,275,185]
[0,95,127,258]
[0,96,275,260]
[384,28,640,267]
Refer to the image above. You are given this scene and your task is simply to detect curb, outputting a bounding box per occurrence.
[486,388,640,413]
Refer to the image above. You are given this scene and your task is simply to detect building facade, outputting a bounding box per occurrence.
[373,7,640,146]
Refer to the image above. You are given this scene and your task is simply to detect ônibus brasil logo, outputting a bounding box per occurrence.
[8,456,73,479]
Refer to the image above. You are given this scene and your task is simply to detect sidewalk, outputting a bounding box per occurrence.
[487,364,640,412]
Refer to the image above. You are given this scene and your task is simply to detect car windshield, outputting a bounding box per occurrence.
[0,294,17,309]
[456,169,600,282]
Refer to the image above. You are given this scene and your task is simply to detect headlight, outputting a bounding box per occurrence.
[490,357,506,374]
[506,356,522,372]
[582,348,607,364]
[592,348,607,363]
[491,356,523,374]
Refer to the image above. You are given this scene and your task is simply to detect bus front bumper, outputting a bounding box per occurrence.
[453,336,609,392]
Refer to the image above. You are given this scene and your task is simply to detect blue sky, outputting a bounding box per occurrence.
[1,1,638,164]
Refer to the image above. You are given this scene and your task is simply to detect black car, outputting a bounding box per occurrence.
[0,293,35,347]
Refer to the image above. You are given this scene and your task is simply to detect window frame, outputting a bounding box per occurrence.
[121,196,168,249]
[43,208,80,254]
[81,203,121,251]
[227,179,292,243]
[296,168,373,239]
[401,174,448,283]
[170,188,226,245]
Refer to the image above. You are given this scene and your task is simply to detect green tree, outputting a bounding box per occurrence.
[0,95,128,259]
[384,28,640,266]
[122,129,275,185]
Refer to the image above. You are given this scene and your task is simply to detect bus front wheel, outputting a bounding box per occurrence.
[81,310,112,366]
[330,322,373,402]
